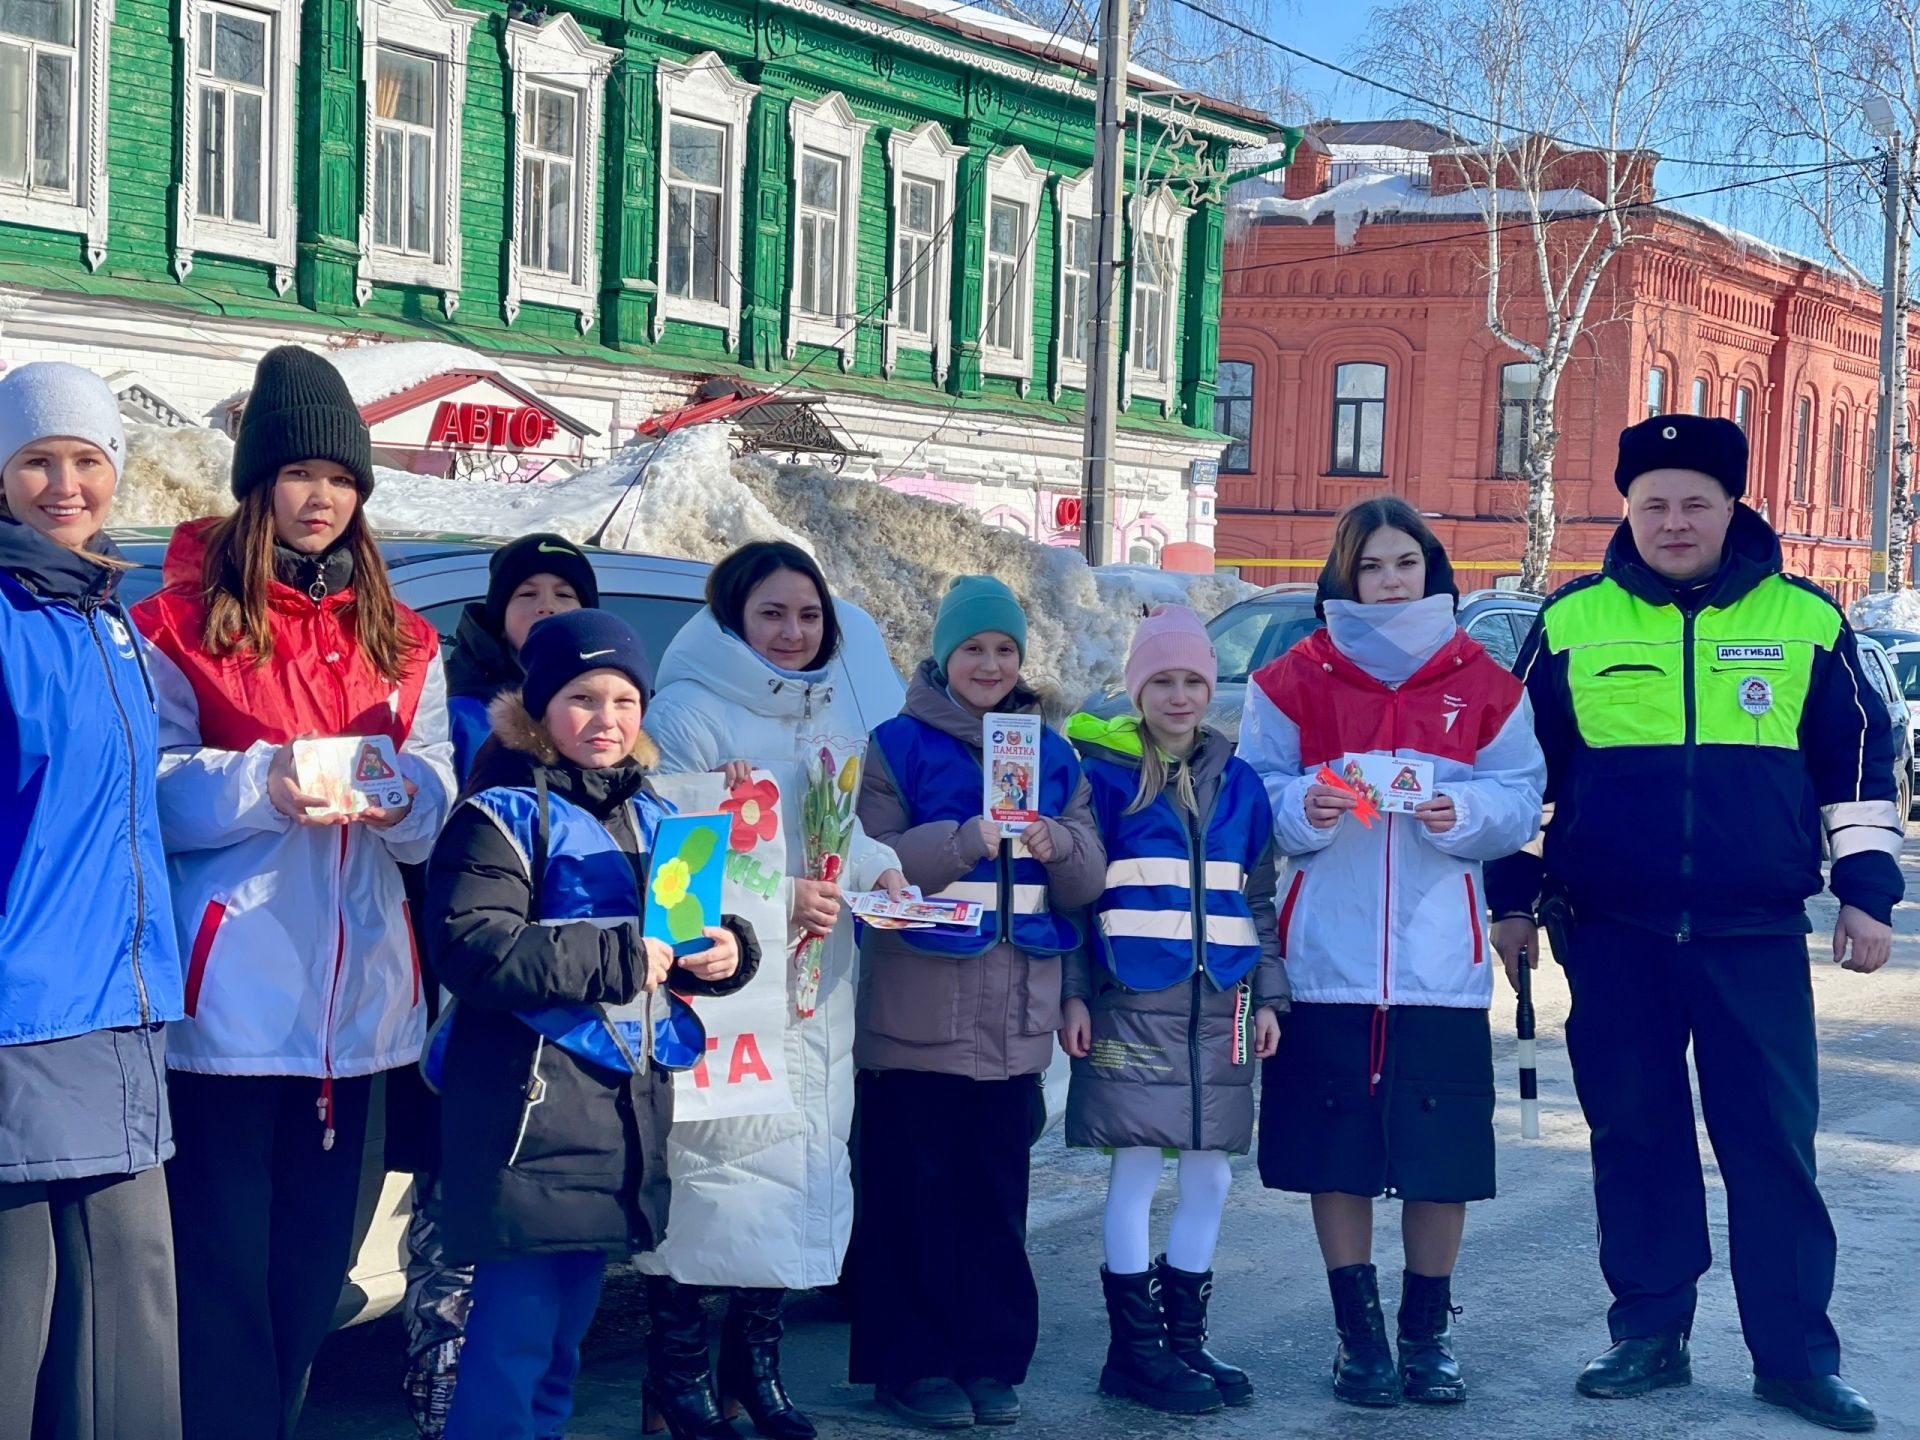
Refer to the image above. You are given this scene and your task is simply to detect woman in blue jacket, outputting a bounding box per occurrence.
[0,363,186,1440]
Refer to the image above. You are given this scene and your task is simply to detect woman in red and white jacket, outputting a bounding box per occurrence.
[1237,498,1543,1412]
[133,348,454,1440]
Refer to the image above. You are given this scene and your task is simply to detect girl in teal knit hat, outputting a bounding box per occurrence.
[847,575,1107,1429]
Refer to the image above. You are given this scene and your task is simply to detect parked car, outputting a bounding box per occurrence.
[110,527,903,1326]
[1863,628,1920,814]
[1076,583,1546,738]
[1854,633,1915,819]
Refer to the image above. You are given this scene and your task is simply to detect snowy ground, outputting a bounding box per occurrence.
[1852,589,1920,633]
[114,419,1251,712]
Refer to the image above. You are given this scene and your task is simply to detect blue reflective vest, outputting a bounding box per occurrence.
[1080,750,1269,992]
[423,781,705,1083]
[869,714,1083,958]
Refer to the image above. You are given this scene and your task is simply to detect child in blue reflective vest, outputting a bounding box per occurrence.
[849,576,1106,1429]
[423,611,759,1440]
[1062,604,1285,1416]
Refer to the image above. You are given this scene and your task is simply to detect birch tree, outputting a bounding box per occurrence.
[1360,0,1712,591]
[1721,0,1918,588]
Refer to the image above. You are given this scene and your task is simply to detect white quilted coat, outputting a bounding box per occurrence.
[639,607,902,1288]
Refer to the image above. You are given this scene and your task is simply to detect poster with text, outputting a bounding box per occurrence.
[650,769,795,1121]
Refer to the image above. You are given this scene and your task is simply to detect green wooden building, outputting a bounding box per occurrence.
[0,0,1272,558]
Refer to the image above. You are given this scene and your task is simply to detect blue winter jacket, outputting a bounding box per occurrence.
[0,518,183,1180]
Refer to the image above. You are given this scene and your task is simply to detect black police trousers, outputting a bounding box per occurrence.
[1561,917,1840,1379]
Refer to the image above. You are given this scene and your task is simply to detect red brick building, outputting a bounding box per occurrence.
[1213,122,1920,600]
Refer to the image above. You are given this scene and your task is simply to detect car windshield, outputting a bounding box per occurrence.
[1888,649,1920,701]
[1207,595,1321,684]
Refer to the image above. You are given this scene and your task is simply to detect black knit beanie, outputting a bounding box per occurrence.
[486,532,601,631]
[231,347,374,500]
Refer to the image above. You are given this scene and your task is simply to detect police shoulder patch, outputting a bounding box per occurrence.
[1716,644,1785,662]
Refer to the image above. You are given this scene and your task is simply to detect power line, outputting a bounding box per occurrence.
[1222,157,1868,275]
[1162,0,1866,175]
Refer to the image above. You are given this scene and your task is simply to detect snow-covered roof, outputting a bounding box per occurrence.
[323,342,518,408]
[1238,170,1602,247]
[1658,211,1827,274]
[904,0,1179,87]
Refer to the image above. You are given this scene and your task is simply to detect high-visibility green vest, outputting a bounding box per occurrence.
[1544,573,1841,753]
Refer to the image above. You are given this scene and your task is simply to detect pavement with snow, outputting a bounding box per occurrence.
[300,832,1920,1440]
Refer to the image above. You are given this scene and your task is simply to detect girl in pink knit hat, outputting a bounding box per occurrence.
[1060,604,1286,1415]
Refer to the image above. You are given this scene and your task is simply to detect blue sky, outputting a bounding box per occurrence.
[1256,0,1844,266]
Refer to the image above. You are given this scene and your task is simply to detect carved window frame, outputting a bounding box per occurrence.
[884,120,961,381]
[173,0,301,291]
[355,0,478,316]
[1125,188,1190,410]
[785,91,869,368]
[653,51,759,348]
[981,145,1045,391]
[1051,167,1093,397]
[1,0,111,268]
[504,13,615,331]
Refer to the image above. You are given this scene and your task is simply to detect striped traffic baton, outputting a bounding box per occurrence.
[1516,943,1539,1139]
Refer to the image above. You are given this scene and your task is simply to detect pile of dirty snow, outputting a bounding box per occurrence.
[110,419,1251,713]
[1850,588,1920,632]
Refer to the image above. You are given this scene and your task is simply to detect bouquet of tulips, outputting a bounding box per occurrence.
[792,744,861,1017]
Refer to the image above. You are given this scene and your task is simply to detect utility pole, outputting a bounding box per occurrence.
[1870,108,1900,594]
[1080,0,1130,567]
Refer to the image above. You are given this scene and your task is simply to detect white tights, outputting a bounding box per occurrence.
[1101,1147,1234,1276]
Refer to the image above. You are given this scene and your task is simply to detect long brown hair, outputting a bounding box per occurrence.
[199,485,417,680]
[1316,496,1458,615]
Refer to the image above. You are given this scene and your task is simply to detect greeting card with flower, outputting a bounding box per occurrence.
[643,814,733,956]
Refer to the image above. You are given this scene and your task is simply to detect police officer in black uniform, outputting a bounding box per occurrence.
[1487,414,1903,1433]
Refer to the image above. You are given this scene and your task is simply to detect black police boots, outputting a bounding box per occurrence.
[1754,1374,1877,1433]
[1575,1334,1692,1398]
[1326,1264,1400,1407]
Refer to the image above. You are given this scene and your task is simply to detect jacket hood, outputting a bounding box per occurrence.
[655,608,837,720]
[484,689,660,775]
[447,603,522,701]
[1064,711,1233,789]
[0,516,124,608]
[159,515,220,589]
[1604,501,1781,609]
[904,657,1048,745]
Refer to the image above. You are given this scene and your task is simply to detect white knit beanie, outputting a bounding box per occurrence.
[0,362,127,486]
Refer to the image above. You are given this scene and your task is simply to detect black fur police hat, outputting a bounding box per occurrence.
[1615,413,1747,500]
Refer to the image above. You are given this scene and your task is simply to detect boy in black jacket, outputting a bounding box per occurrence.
[424,611,758,1440]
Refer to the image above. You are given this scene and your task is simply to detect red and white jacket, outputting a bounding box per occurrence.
[131,519,456,1079]
[1237,626,1545,1010]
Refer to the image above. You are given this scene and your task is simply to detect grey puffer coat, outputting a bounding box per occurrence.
[855,663,1106,1081]
[1063,724,1286,1155]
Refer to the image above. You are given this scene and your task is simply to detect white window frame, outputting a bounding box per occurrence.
[1,0,110,267]
[1125,188,1189,411]
[653,51,758,348]
[174,0,299,290]
[1052,167,1093,397]
[785,92,869,368]
[356,0,477,316]
[981,145,1045,390]
[503,13,613,331]
[885,120,962,381]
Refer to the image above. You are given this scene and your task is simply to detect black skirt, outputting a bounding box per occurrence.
[1258,1002,1495,1203]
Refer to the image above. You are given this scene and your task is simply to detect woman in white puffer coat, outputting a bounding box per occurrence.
[639,541,905,1440]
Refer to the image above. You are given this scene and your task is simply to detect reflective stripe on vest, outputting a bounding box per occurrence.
[1546,573,1840,751]
[870,714,1084,957]
[464,784,706,1073]
[1081,752,1267,992]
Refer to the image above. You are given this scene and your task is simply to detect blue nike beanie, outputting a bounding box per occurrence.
[931,575,1028,670]
[520,609,653,720]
